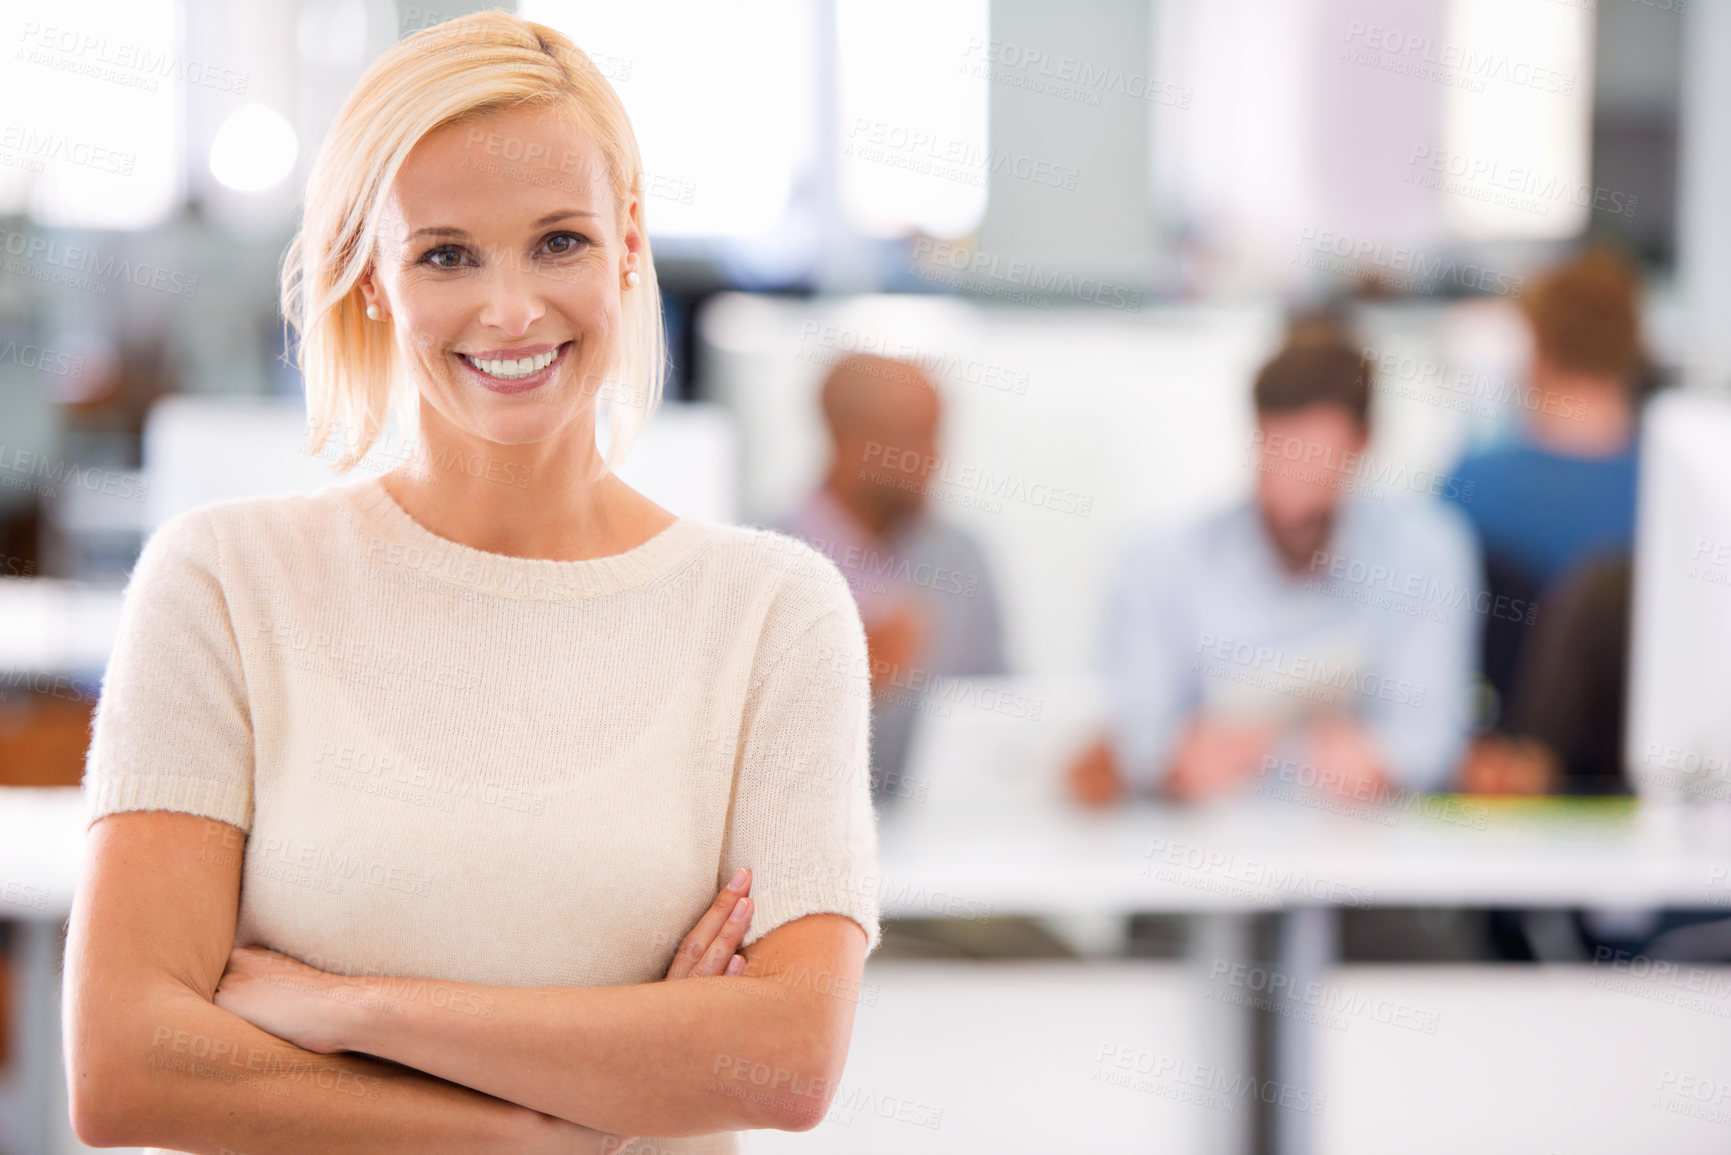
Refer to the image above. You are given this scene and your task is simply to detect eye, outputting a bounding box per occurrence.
[418,245,470,270]
[543,231,591,257]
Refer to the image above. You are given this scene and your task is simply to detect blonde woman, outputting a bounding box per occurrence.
[63,13,879,1154]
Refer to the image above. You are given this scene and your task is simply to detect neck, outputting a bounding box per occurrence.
[379,402,669,561]
[1262,510,1335,577]
[822,472,897,540]
[1526,374,1633,457]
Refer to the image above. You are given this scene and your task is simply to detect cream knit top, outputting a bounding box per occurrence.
[83,473,882,1155]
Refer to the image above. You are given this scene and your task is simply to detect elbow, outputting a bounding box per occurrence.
[67,1050,140,1148]
[759,1033,850,1133]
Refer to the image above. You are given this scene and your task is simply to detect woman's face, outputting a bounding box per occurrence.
[364,104,640,449]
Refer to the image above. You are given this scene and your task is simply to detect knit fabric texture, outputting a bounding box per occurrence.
[85,473,882,1155]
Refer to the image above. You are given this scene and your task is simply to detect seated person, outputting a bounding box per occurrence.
[780,353,1007,805]
[1446,249,1645,717]
[1460,555,1632,796]
[1068,328,1480,806]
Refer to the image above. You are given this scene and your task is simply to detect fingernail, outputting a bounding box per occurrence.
[726,954,745,976]
[729,897,750,923]
[726,867,748,892]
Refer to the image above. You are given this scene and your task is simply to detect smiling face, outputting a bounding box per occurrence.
[361,102,640,453]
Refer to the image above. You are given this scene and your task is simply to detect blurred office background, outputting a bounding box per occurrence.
[2,0,1730,1153]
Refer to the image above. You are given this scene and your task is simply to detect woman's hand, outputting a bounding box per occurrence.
[663,867,753,980]
[212,945,357,1054]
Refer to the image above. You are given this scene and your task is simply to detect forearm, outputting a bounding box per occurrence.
[334,963,843,1136]
[75,981,606,1154]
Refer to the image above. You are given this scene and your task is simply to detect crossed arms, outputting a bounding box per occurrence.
[64,810,867,1153]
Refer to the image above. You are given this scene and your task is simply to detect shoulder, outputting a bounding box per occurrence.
[1352,496,1478,569]
[133,480,371,585]
[689,522,866,686]
[691,520,860,623]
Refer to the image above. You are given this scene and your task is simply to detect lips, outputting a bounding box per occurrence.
[454,341,572,394]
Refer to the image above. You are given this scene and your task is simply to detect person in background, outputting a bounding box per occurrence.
[1452,249,1647,796]
[781,353,1007,806]
[1067,324,1480,807]
[1447,249,1642,594]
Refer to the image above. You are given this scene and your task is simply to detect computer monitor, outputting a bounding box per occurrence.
[1627,389,1731,804]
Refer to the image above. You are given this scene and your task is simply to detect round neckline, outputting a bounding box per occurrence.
[347,474,709,602]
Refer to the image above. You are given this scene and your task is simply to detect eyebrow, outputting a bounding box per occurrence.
[406,210,599,242]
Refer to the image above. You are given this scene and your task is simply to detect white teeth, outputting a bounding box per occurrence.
[462,347,559,380]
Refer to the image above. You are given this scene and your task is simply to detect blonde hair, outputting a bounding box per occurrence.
[280,10,666,476]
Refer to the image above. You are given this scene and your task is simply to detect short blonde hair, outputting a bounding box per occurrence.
[280,10,666,475]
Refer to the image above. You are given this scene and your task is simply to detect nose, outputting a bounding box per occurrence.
[476,247,545,337]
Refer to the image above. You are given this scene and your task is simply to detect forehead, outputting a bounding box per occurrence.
[1258,404,1360,442]
[385,105,615,232]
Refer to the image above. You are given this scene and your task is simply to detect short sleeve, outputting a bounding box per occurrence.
[720,577,881,956]
[83,508,255,831]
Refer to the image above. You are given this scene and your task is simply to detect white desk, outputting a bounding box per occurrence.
[874,795,1731,916]
[876,795,1731,1155]
[10,788,1731,1155]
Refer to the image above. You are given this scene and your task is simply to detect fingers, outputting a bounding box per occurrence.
[693,893,752,977]
[664,867,751,980]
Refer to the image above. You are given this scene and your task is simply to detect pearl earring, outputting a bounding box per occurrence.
[624,270,641,288]
[366,303,381,321]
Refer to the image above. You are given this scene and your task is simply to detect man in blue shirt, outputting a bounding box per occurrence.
[1068,329,1482,805]
[1449,250,1645,795]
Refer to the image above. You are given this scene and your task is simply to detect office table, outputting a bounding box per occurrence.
[8,787,1731,1154]
[874,793,1731,1154]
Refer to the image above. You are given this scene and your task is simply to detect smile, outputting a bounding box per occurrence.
[454,342,572,393]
